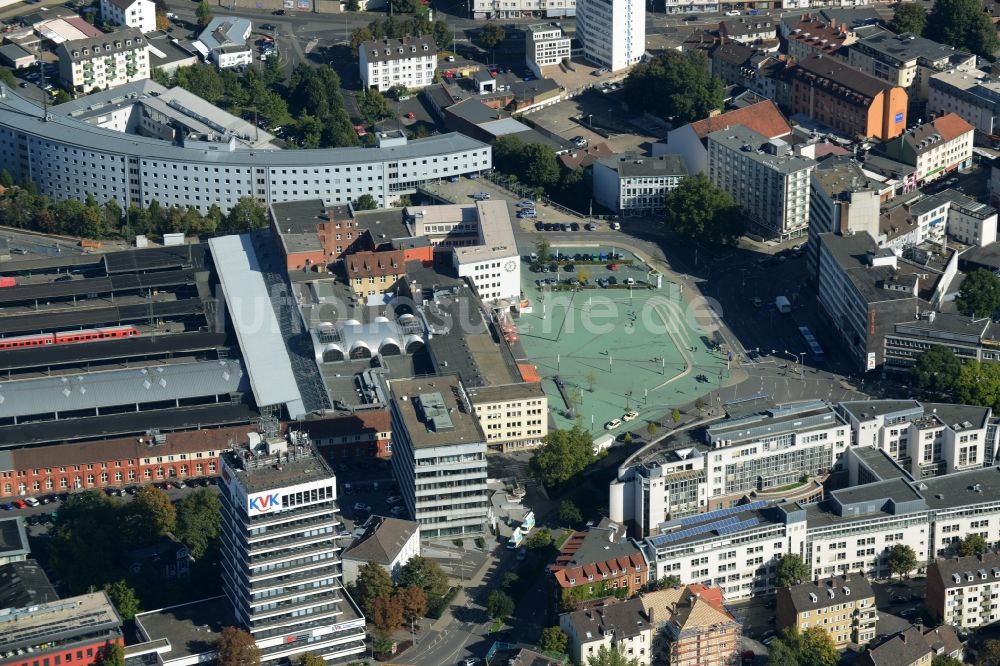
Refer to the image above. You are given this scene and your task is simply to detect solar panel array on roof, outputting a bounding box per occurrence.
[717,517,760,535]
[678,500,770,526]
[649,516,748,547]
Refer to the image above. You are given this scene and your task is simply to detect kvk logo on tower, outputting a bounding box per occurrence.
[248,492,281,514]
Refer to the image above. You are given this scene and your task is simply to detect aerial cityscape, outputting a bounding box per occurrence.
[4,0,1000,664]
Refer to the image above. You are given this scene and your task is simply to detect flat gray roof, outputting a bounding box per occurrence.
[209,234,305,417]
[388,375,485,449]
[708,125,815,174]
[135,596,231,662]
[0,517,29,559]
[853,447,911,482]
[598,152,687,178]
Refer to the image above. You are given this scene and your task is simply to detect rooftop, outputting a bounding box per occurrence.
[852,447,911,482]
[687,100,792,141]
[641,584,736,632]
[720,17,777,37]
[791,54,896,100]
[711,41,755,66]
[855,30,972,66]
[342,515,420,565]
[134,596,231,663]
[929,551,1000,590]
[787,14,854,54]
[860,626,932,666]
[388,375,485,449]
[707,125,817,174]
[197,16,251,52]
[269,200,354,256]
[816,231,927,305]
[466,382,545,405]
[811,155,881,198]
[917,465,1000,510]
[55,27,145,62]
[779,574,874,613]
[221,434,335,494]
[0,592,121,654]
[562,598,650,643]
[360,36,436,64]
[597,152,688,179]
[0,518,29,561]
[0,560,58,609]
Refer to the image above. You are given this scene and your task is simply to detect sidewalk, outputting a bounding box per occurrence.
[430,552,497,632]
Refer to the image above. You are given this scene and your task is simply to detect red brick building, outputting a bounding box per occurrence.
[550,520,649,608]
[302,410,393,460]
[0,425,257,498]
[0,592,122,666]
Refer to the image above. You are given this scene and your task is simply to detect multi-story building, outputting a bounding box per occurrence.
[560,598,653,666]
[592,153,687,217]
[467,382,548,452]
[56,28,149,93]
[785,14,856,61]
[577,0,645,72]
[848,32,976,108]
[196,17,252,69]
[359,37,437,92]
[0,86,492,214]
[707,125,816,239]
[0,518,29,566]
[217,432,366,663]
[880,113,975,185]
[302,410,393,460]
[718,17,777,44]
[472,0,575,19]
[788,55,907,140]
[808,156,881,274]
[341,515,420,584]
[709,45,785,104]
[641,584,741,666]
[386,375,489,539]
[927,552,1000,629]
[776,574,876,648]
[344,249,405,301]
[99,0,155,34]
[883,312,1000,373]
[549,521,649,607]
[525,24,571,78]
[928,69,1000,142]
[860,626,933,666]
[0,592,122,666]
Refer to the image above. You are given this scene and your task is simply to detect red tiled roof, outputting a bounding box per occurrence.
[932,112,975,142]
[345,249,405,280]
[689,100,791,141]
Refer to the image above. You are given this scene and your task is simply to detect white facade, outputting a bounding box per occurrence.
[930,554,1000,630]
[525,24,571,78]
[928,69,1000,139]
[359,37,437,93]
[341,518,421,583]
[577,0,645,72]
[560,599,653,666]
[707,126,815,239]
[467,383,549,452]
[57,29,150,93]
[214,46,252,69]
[592,153,687,217]
[99,0,156,34]
[472,0,576,20]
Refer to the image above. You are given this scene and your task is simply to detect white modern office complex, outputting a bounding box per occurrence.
[55,28,149,93]
[707,125,816,239]
[466,382,548,453]
[592,152,687,217]
[525,24,572,77]
[99,0,155,34]
[218,432,366,664]
[0,85,491,215]
[359,36,437,92]
[576,0,645,72]
[471,0,576,20]
[386,375,489,540]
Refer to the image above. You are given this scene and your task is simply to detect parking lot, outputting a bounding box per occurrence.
[524,90,663,154]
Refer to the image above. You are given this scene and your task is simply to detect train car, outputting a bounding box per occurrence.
[0,333,55,350]
[53,326,139,345]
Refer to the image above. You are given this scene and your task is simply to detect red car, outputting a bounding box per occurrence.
[404,112,415,120]
[14,499,26,509]
[354,125,367,137]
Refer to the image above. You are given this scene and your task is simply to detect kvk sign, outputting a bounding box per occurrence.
[248,492,282,515]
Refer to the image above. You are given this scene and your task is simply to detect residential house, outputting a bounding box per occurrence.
[343,250,405,301]
[100,0,155,34]
[859,626,932,666]
[641,584,741,666]
[718,17,777,45]
[880,113,975,185]
[549,520,649,608]
[927,552,1000,629]
[786,14,857,60]
[196,16,252,69]
[776,574,877,648]
[360,36,437,92]
[560,598,653,666]
[56,28,149,93]
[341,515,420,583]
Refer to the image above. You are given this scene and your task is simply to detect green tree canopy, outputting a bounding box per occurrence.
[978,639,1000,666]
[492,136,560,189]
[353,561,394,615]
[526,527,553,550]
[354,194,379,210]
[622,51,724,125]
[397,556,450,600]
[653,575,682,590]
[175,64,224,103]
[529,425,597,487]
[487,590,515,620]
[557,500,583,526]
[104,580,140,621]
[0,67,16,88]
[953,359,1000,411]
[891,3,928,34]
[775,554,809,588]
[801,627,839,666]
[932,657,964,666]
[215,627,260,666]
[195,0,213,26]
[120,486,175,549]
[957,269,1000,318]
[297,654,326,666]
[887,543,918,580]
[222,197,268,234]
[912,346,962,394]
[662,173,743,245]
[587,645,641,666]
[478,22,506,49]
[174,488,221,559]
[98,642,125,666]
[540,626,568,654]
[959,533,989,557]
[926,0,999,57]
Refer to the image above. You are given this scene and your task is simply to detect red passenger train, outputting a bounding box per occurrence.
[0,325,139,350]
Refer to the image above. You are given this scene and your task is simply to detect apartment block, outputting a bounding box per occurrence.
[928,69,1000,140]
[344,250,405,301]
[577,0,645,72]
[99,0,155,34]
[387,375,489,539]
[717,17,777,44]
[707,125,816,239]
[808,156,881,274]
[883,312,1000,374]
[786,14,856,61]
[549,521,649,607]
[0,592,122,666]
[860,626,933,666]
[467,382,548,452]
[359,36,437,92]
[592,153,688,217]
[641,584,741,666]
[880,113,975,185]
[472,0,575,19]
[927,552,1000,629]
[776,574,876,648]
[560,598,653,666]
[56,28,149,93]
[525,24,571,78]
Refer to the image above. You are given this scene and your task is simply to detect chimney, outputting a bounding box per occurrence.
[648,606,655,626]
[830,18,837,28]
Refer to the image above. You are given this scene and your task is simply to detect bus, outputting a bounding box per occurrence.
[798,326,825,364]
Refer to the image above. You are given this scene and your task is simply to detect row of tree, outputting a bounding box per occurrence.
[622,51,725,126]
[890,0,998,57]
[912,346,1000,411]
[350,14,454,54]
[490,136,588,211]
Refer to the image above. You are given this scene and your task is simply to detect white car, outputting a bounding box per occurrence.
[725,9,740,15]
[605,419,622,430]
[624,277,636,286]
[24,497,39,507]
[622,410,639,422]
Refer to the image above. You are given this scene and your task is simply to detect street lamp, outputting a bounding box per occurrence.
[784,350,806,380]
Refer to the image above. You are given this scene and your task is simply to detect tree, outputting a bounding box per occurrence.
[932,657,964,666]
[623,432,633,444]
[558,500,583,526]
[926,0,999,57]
[587,645,640,666]
[156,13,170,30]
[887,543,918,581]
[354,194,378,210]
[369,594,404,636]
[540,626,568,654]
[104,580,140,621]
[175,64,225,103]
[353,561,394,615]
[345,0,359,10]
[980,640,1000,666]
[535,236,550,262]
[174,488,220,559]
[493,136,559,189]
[359,88,392,123]
[0,67,17,88]
[397,556,450,600]
[768,627,807,666]
[215,627,260,666]
[478,22,505,50]
[647,421,659,436]
[528,425,596,487]
[0,169,12,188]
[891,2,928,35]
[912,346,962,394]
[663,173,743,245]
[195,0,213,27]
[487,590,515,621]
[222,197,268,233]
[622,51,724,125]
[959,533,989,556]
[775,554,808,588]
[671,408,681,423]
[584,370,598,392]
[97,643,125,666]
[958,269,1000,318]
[801,627,839,666]
[526,527,553,550]
[297,654,326,666]
[120,486,176,549]
[432,20,453,50]
[394,584,428,625]
[653,575,682,590]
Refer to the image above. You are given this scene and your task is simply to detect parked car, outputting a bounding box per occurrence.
[570,222,580,231]
[1,502,13,511]
[624,277,636,286]
[386,495,401,504]
[404,112,415,119]
[605,419,622,430]
[24,497,39,507]
[585,222,596,231]
[622,410,639,422]
[353,502,371,512]
[14,499,26,509]
[390,505,405,516]
[172,480,186,489]
[725,9,741,15]
[517,200,534,207]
